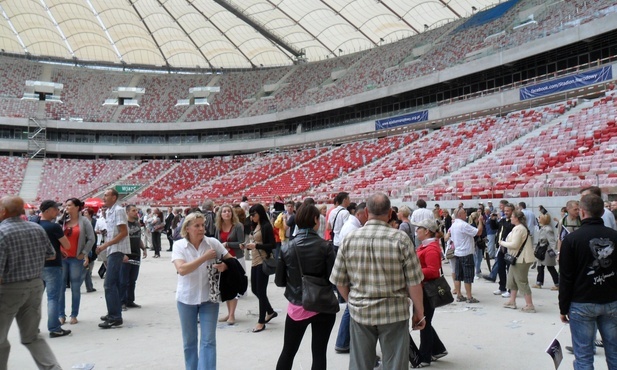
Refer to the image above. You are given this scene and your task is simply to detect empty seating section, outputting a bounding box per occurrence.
[0,99,38,118]
[131,157,253,204]
[187,68,289,121]
[45,68,132,122]
[36,159,140,202]
[116,74,210,123]
[123,160,176,184]
[0,157,28,196]
[243,135,416,202]
[0,58,42,98]
[189,148,329,201]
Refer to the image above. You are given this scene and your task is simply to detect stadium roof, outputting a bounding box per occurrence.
[0,0,501,70]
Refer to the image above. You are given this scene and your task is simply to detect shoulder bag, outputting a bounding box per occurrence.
[534,239,549,260]
[261,251,277,275]
[504,232,529,266]
[294,245,340,314]
[422,267,454,308]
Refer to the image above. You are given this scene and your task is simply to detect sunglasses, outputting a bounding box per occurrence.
[249,213,256,217]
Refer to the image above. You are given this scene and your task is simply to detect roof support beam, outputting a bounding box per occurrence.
[379,1,420,34]
[438,0,462,19]
[266,0,335,58]
[185,1,255,68]
[318,0,378,49]
[127,0,170,69]
[155,0,214,69]
[213,0,302,58]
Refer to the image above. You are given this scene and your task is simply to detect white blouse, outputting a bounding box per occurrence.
[171,237,228,305]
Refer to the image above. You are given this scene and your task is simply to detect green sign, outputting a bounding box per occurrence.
[116,185,140,193]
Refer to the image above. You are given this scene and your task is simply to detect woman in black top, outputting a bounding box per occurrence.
[244,203,277,332]
[275,204,336,370]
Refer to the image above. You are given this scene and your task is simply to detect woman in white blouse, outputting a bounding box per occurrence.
[172,212,232,370]
[499,210,536,313]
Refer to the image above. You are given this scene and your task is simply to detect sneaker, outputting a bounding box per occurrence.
[475,273,483,279]
[122,304,127,311]
[334,347,350,354]
[493,290,506,295]
[49,329,71,338]
[565,346,573,354]
[501,292,511,298]
[99,319,123,329]
[126,302,142,308]
[86,288,97,292]
[432,351,448,361]
[100,315,109,321]
[595,340,603,347]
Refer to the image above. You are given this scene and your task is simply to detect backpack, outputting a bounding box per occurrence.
[204,211,216,237]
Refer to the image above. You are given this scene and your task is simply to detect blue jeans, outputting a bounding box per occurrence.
[104,252,124,320]
[42,267,63,333]
[177,301,219,370]
[473,247,483,274]
[335,306,350,350]
[569,301,617,370]
[120,262,140,304]
[60,258,84,319]
[82,259,95,291]
[486,234,497,259]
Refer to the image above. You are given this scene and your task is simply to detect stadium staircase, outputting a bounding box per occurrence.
[18,159,44,202]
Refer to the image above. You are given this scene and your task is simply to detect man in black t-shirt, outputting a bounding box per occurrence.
[37,200,72,338]
[120,205,147,309]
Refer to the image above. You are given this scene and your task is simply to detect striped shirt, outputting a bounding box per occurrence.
[105,203,130,255]
[0,217,55,284]
[330,219,424,326]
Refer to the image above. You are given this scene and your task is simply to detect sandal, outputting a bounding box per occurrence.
[467,297,479,304]
[218,316,229,323]
[521,306,536,313]
[503,302,517,309]
[456,296,466,302]
[69,316,78,325]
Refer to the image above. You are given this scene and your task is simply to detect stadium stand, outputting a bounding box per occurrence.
[36,159,140,202]
[0,156,28,196]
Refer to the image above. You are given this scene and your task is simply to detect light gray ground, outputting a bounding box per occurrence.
[6,239,603,369]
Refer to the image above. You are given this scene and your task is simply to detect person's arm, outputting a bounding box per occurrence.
[254,224,276,251]
[421,248,442,280]
[274,248,287,287]
[224,224,245,253]
[81,217,96,256]
[498,226,525,251]
[559,236,575,322]
[408,284,425,330]
[337,285,350,302]
[173,248,217,276]
[141,239,147,259]
[475,215,484,236]
[96,224,128,254]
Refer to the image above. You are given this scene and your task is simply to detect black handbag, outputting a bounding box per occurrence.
[294,246,340,314]
[261,253,277,275]
[534,239,549,260]
[423,268,454,308]
[504,232,529,266]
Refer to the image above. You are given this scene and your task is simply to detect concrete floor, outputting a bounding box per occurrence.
[6,239,606,369]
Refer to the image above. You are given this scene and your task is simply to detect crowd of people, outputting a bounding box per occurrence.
[0,186,616,370]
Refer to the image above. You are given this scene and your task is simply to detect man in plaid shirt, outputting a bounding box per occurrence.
[0,196,61,369]
[330,192,425,370]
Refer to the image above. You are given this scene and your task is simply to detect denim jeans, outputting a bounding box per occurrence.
[488,249,508,291]
[104,252,124,320]
[60,258,84,319]
[177,301,219,370]
[119,262,140,305]
[473,247,483,275]
[42,267,63,333]
[486,234,497,259]
[82,259,95,291]
[569,301,617,370]
[335,306,350,350]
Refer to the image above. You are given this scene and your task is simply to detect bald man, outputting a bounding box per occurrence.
[0,196,61,369]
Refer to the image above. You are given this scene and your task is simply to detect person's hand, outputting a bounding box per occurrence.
[83,258,89,267]
[560,314,569,323]
[96,244,105,254]
[213,262,228,272]
[411,314,426,331]
[245,243,256,250]
[204,249,217,261]
[123,255,129,263]
[77,253,85,260]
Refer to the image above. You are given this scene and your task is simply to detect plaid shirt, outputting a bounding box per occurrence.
[0,217,55,284]
[330,219,424,326]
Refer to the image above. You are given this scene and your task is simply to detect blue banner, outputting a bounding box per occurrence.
[520,66,613,100]
[375,110,428,130]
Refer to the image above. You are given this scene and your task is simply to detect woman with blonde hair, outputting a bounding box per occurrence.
[317,204,327,239]
[214,204,245,325]
[499,210,536,312]
[533,213,559,290]
[172,212,233,369]
[398,205,414,242]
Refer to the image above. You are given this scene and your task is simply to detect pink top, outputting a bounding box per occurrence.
[287,302,318,321]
